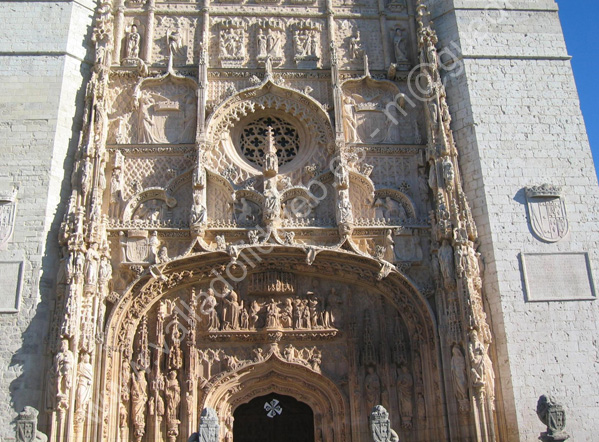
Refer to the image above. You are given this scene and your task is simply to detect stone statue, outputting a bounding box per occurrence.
[125,25,141,59]
[84,243,100,285]
[396,364,414,428]
[75,353,93,415]
[131,370,148,438]
[165,371,181,424]
[349,32,364,60]
[393,28,408,62]
[369,405,399,442]
[265,298,279,328]
[365,366,382,412]
[536,395,569,441]
[450,346,469,412]
[468,329,485,387]
[224,289,242,330]
[438,240,456,289]
[53,339,74,409]
[258,29,268,58]
[342,96,359,143]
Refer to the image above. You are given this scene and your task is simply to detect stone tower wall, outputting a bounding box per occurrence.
[0,0,94,437]
[430,1,599,440]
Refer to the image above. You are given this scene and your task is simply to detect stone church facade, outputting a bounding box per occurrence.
[0,0,598,441]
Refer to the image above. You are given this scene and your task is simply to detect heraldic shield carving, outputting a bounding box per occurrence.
[370,405,399,442]
[525,184,569,243]
[0,188,17,249]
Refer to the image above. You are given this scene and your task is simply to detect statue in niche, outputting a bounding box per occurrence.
[383,229,395,262]
[250,300,262,329]
[468,329,485,388]
[220,29,245,59]
[342,96,359,143]
[349,32,365,60]
[365,365,382,412]
[202,289,220,330]
[293,298,303,329]
[337,189,353,224]
[267,30,283,58]
[451,346,469,412]
[308,294,320,329]
[438,240,456,289]
[223,289,242,330]
[240,308,249,329]
[258,29,268,58]
[280,298,293,328]
[75,353,93,415]
[53,339,74,408]
[190,194,207,227]
[393,28,408,62]
[84,243,100,285]
[265,299,280,328]
[235,198,259,224]
[131,370,148,436]
[165,371,180,424]
[396,364,414,428]
[137,90,159,144]
[125,25,141,59]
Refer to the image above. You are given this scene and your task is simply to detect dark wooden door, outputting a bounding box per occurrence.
[233,393,315,442]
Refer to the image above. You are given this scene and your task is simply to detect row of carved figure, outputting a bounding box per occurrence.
[199,288,340,331]
[119,21,408,68]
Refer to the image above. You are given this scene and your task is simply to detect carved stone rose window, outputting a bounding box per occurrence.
[239,116,300,167]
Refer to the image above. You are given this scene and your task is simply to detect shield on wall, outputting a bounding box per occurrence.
[125,230,150,262]
[0,189,17,249]
[525,185,569,243]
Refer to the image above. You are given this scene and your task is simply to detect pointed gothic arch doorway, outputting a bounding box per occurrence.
[233,393,315,442]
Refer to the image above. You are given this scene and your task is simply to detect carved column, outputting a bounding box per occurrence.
[415,2,496,441]
[112,0,125,63]
[144,0,156,64]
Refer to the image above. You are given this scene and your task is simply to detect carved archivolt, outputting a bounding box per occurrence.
[203,354,348,442]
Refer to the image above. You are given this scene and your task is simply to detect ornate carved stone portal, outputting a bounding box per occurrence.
[44,0,498,441]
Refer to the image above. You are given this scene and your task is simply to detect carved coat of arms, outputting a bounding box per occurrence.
[370,405,391,442]
[0,188,17,249]
[525,184,569,242]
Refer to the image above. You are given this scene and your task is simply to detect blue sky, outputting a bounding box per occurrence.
[557,0,598,177]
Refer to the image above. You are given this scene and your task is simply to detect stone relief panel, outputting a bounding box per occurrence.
[341,78,408,145]
[107,74,137,144]
[134,79,197,145]
[117,271,430,441]
[335,19,384,70]
[152,16,198,66]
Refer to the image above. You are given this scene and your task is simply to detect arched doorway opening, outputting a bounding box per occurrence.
[233,393,314,442]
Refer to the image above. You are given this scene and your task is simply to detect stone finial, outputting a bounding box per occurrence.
[370,405,399,442]
[199,407,220,442]
[536,395,569,441]
[16,406,47,442]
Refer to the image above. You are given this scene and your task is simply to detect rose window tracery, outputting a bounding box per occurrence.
[239,116,300,167]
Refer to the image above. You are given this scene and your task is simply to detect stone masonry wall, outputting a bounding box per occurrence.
[431,1,599,440]
[0,1,94,438]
